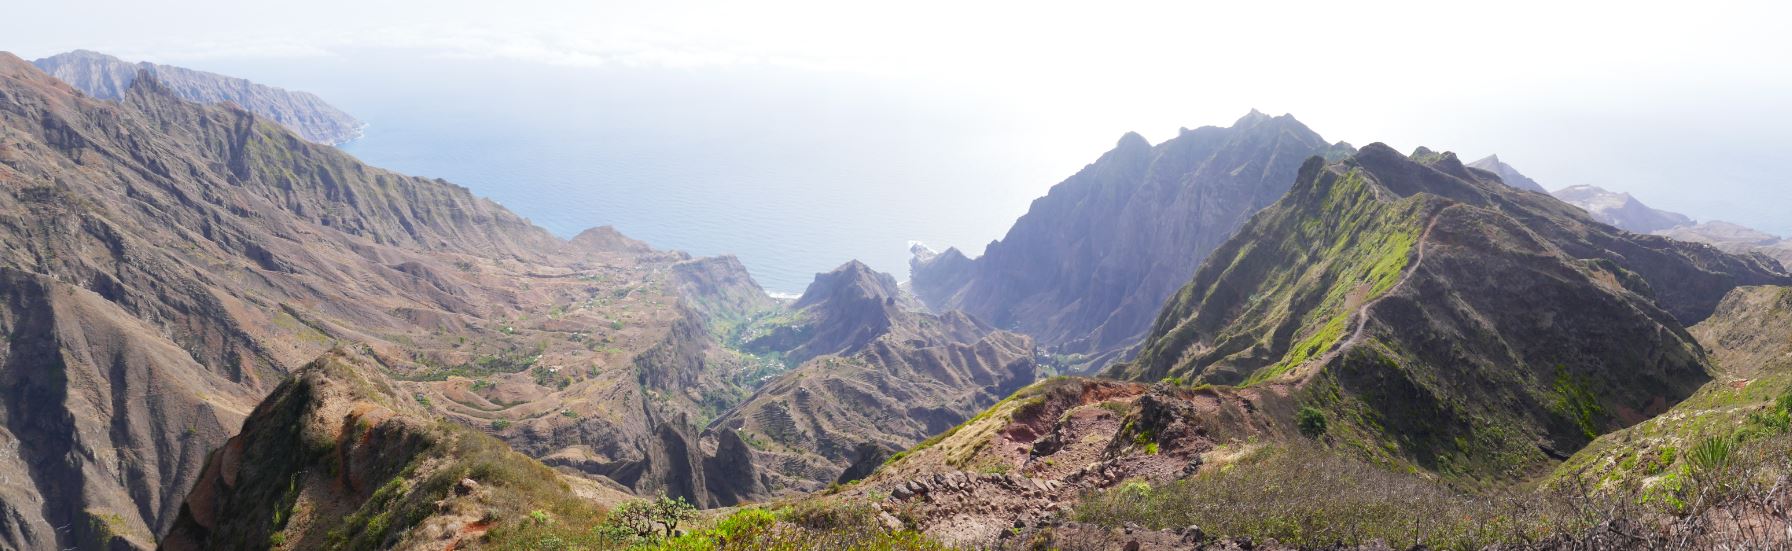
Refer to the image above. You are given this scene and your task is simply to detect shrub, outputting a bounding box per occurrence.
[1296,406,1328,437]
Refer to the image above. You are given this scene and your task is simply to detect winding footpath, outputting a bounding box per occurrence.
[1291,203,1466,380]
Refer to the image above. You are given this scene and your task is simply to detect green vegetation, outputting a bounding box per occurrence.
[576,499,946,551]
[1555,375,1792,495]
[1140,167,1429,387]
[398,347,542,382]
[1296,406,1328,437]
[1075,444,1592,550]
[347,421,606,550]
[1551,366,1607,439]
[1246,315,1347,386]
[84,511,136,547]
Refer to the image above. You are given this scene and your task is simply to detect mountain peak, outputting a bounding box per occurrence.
[1234,108,1273,127]
[1465,154,1550,193]
[1115,131,1150,150]
[794,260,900,310]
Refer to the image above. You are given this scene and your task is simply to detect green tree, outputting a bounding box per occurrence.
[609,499,658,538]
[652,495,698,537]
[1297,406,1328,437]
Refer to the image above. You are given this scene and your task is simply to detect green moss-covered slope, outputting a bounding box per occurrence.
[1114,144,1789,481]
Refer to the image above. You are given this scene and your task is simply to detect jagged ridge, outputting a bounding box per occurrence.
[1116,143,1788,479]
[909,112,1351,367]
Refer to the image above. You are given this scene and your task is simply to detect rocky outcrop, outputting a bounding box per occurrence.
[909,111,1348,369]
[742,261,943,363]
[1466,154,1549,193]
[843,377,1281,548]
[161,349,629,550]
[1551,184,1694,234]
[670,255,776,323]
[1116,144,1788,479]
[33,50,364,145]
[708,261,1041,495]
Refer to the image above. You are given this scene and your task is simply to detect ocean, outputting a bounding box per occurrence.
[201,52,1109,294]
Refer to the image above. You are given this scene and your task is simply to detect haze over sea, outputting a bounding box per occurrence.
[186,48,1791,293]
[196,51,1111,294]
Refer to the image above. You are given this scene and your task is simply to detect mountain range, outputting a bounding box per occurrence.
[909,111,1352,370]
[3,46,1792,550]
[1482,159,1792,269]
[32,50,363,145]
[0,50,760,548]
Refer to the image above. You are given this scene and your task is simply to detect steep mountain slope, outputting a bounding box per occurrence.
[709,261,1039,495]
[1552,184,1693,233]
[1465,154,1549,193]
[33,50,363,145]
[1659,221,1792,270]
[160,348,628,551]
[1114,144,1788,478]
[1555,285,1792,489]
[909,111,1350,367]
[0,52,765,549]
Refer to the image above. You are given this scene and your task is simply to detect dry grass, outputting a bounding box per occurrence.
[1075,443,1582,549]
[1071,436,1792,550]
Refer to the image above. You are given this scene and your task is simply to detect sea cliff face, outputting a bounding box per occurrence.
[33,49,364,145]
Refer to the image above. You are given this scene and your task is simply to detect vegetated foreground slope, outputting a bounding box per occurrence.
[0,51,776,550]
[1115,143,1787,479]
[161,348,629,551]
[708,260,1040,494]
[1557,285,1792,490]
[33,50,364,145]
[909,111,1351,368]
[839,145,1789,549]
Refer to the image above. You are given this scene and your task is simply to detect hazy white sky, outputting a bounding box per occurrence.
[6,0,1791,233]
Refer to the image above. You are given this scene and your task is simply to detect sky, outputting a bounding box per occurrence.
[5,0,1791,235]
